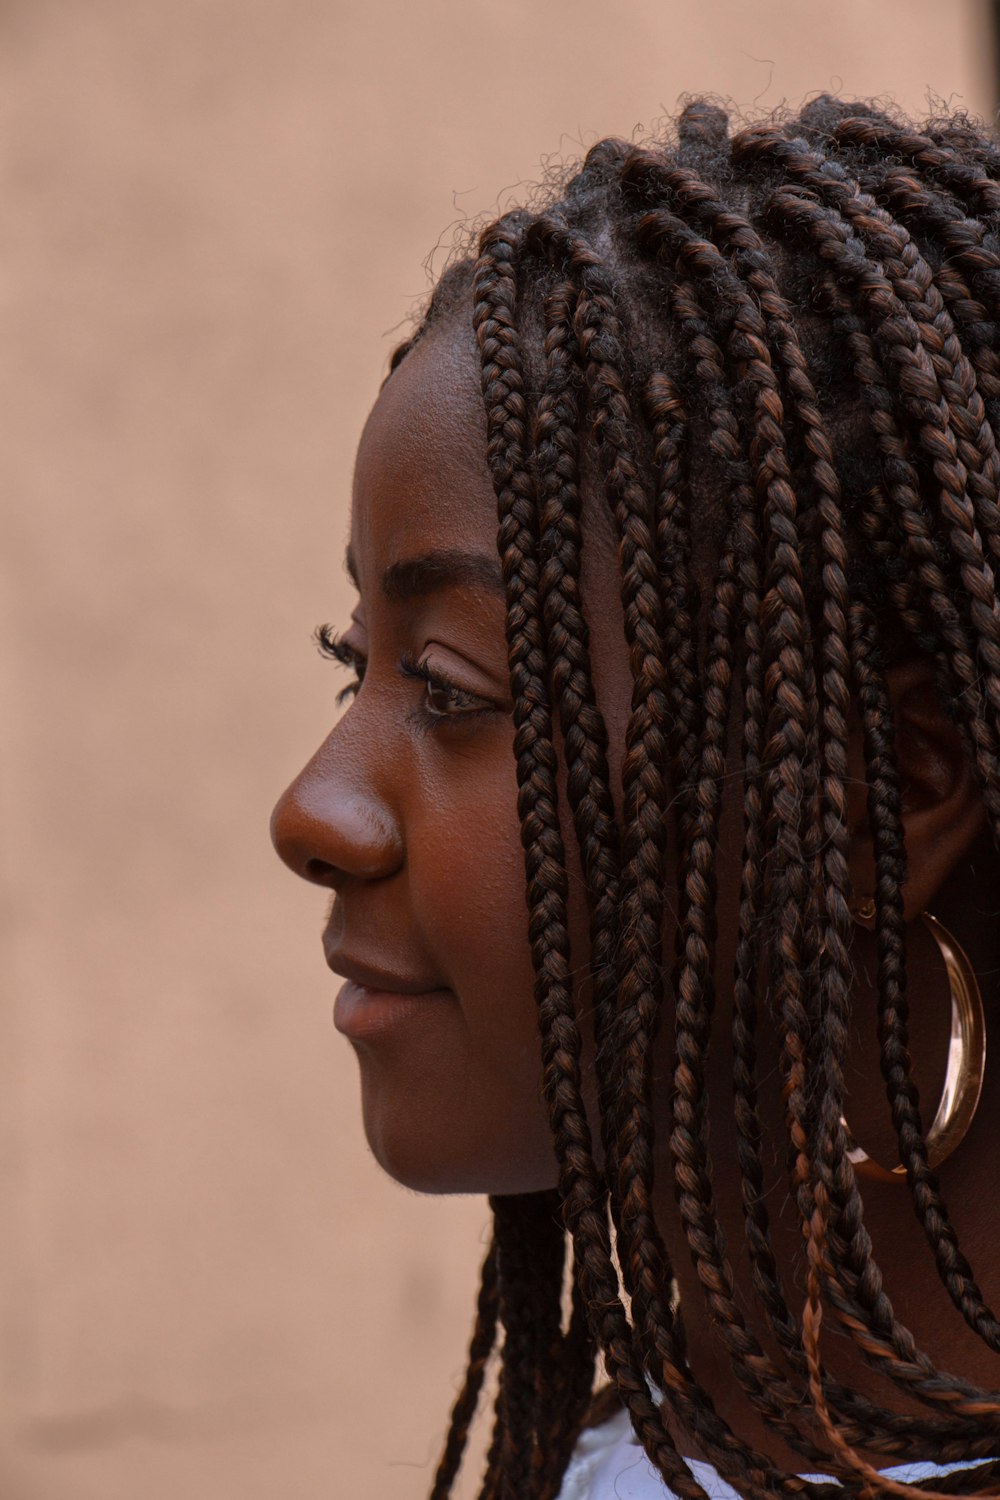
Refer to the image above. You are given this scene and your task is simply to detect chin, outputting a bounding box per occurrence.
[360,1095,560,1197]
[364,1120,472,1193]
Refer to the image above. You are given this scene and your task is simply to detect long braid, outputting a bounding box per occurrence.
[642,256,801,1392]
[492,1199,547,1498]
[656,162,860,1401]
[560,224,679,1365]
[629,136,848,1298]
[529,210,807,1499]
[644,205,827,1368]
[473,212,719,1500]
[473,218,584,1500]
[491,1193,573,1499]
[525,265,623,1123]
[533,1254,598,1500]
[627,199,824,1455]
[664,132,974,1409]
[522,285,613,1483]
[429,1236,500,1500]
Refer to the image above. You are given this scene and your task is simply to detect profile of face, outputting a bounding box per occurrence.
[271,316,625,1195]
[270,297,990,1205]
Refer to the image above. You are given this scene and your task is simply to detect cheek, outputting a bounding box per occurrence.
[413,741,596,1057]
[353,727,607,1195]
[352,742,560,1195]
[413,752,538,1048]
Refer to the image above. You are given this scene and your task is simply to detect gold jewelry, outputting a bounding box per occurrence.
[842,909,986,1180]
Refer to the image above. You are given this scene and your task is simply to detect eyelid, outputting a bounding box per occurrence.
[410,640,511,706]
[398,650,499,718]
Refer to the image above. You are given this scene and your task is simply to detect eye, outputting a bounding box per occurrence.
[315,625,366,704]
[315,630,501,727]
[399,650,498,725]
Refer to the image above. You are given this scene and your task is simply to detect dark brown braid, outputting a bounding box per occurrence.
[389,97,1000,1499]
[429,1236,499,1500]
[471,211,722,1500]
[526,213,806,1496]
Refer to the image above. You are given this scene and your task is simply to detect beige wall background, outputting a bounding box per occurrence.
[2,3,996,1497]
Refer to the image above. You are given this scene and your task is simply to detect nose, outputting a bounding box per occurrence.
[270,735,404,888]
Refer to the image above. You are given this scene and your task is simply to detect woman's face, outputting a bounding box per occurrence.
[271,316,623,1194]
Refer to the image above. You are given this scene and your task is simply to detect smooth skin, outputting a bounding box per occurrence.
[272,313,1000,1468]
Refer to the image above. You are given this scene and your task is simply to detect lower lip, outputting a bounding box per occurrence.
[333,980,452,1041]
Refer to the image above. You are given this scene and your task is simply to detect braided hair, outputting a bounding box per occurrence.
[390,97,1000,1500]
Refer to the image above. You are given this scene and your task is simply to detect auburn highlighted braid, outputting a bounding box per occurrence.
[389,97,1000,1499]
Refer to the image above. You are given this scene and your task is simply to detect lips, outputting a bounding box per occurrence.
[322,936,445,996]
[323,933,453,1041]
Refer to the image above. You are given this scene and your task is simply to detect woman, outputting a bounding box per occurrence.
[272,96,1000,1498]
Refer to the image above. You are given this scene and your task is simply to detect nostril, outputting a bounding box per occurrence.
[304,857,339,886]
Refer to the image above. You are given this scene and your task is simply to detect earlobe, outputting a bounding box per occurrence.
[847,657,986,921]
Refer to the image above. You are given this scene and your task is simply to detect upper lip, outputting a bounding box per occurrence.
[323,940,445,995]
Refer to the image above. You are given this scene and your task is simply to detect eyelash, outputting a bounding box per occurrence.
[315,626,498,728]
[315,626,366,704]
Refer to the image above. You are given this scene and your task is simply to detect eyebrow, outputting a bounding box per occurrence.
[344,546,504,602]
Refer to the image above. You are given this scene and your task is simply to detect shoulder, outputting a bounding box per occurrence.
[556,1409,739,1500]
[556,1412,992,1499]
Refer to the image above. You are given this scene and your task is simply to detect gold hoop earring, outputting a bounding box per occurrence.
[841,909,986,1181]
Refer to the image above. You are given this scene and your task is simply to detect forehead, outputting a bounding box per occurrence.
[350,319,496,578]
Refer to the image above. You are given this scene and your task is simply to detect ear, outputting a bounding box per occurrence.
[847,657,986,921]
